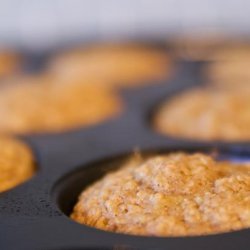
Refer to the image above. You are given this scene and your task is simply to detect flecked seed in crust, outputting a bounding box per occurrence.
[71,153,250,236]
[154,87,250,141]
[0,136,35,192]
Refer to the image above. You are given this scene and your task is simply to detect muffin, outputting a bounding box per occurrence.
[71,152,250,236]
[154,87,250,141]
[207,44,250,87]
[0,51,20,78]
[0,75,122,134]
[170,33,225,60]
[0,136,35,192]
[48,43,170,88]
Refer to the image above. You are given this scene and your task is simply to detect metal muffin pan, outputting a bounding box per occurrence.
[0,43,250,250]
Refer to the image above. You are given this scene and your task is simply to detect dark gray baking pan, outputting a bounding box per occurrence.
[0,41,249,250]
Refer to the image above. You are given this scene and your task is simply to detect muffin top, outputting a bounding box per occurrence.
[49,43,170,87]
[0,75,122,134]
[0,136,35,192]
[71,152,250,236]
[154,87,250,141]
[207,44,250,86]
[0,51,20,78]
[170,33,226,60]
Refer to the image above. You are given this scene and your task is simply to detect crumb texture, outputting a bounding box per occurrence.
[0,136,35,192]
[71,153,250,236]
[155,88,250,141]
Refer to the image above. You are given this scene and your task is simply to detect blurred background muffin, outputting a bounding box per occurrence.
[207,42,250,88]
[0,75,122,134]
[0,136,35,193]
[154,87,250,141]
[170,32,226,60]
[48,43,171,88]
[0,50,21,79]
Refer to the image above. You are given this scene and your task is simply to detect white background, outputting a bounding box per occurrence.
[0,0,250,49]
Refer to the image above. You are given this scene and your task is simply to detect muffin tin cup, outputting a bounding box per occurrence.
[0,42,250,250]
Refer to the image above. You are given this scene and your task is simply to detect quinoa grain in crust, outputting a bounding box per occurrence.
[154,87,250,141]
[0,136,35,193]
[0,76,122,134]
[49,44,171,88]
[71,153,250,237]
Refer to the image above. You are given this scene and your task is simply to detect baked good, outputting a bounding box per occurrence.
[48,43,170,88]
[71,152,250,236]
[0,136,35,192]
[171,33,225,60]
[0,51,20,78]
[154,87,250,141]
[207,44,250,86]
[0,75,122,134]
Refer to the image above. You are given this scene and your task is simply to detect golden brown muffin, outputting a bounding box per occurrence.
[170,33,226,60]
[0,51,20,78]
[154,87,250,141]
[71,152,250,236]
[48,44,170,88]
[207,44,250,87]
[0,75,122,134]
[0,136,35,192]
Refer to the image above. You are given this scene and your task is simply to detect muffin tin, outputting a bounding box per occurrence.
[0,41,250,250]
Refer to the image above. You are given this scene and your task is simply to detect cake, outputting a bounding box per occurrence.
[71,152,250,236]
[0,75,122,134]
[48,43,171,88]
[154,87,250,141]
[0,136,35,192]
[207,44,250,87]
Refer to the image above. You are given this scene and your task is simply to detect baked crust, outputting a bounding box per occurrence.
[0,136,35,192]
[71,153,250,236]
[154,88,250,141]
[0,51,20,78]
[207,44,250,86]
[0,75,122,134]
[49,44,170,87]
